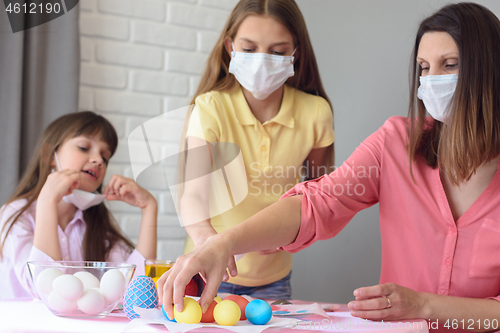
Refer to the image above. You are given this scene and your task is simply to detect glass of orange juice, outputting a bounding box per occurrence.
[145,259,174,288]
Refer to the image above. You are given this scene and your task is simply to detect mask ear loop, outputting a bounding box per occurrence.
[289,46,298,63]
[54,152,62,172]
[231,42,236,58]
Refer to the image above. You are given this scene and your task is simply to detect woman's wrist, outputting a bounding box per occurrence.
[214,230,237,256]
[420,292,435,319]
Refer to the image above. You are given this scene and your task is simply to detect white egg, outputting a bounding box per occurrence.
[74,271,100,291]
[100,269,126,305]
[36,268,63,294]
[53,274,84,300]
[77,289,105,315]
[48,291,78,313]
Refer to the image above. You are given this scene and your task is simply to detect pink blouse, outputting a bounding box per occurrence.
[0,198,145,300]
[282,116,500,304]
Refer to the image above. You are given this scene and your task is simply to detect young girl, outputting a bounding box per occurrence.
[179,0,335,299]
[161,2,500,331]
[0,111,157,300]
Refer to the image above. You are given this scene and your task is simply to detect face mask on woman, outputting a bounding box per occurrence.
[228,43,296,100]
[417,74,458,123]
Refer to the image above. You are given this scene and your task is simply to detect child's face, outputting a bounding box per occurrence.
[52,135,111,192]
[417,31,459,77]
[227,15,295,57]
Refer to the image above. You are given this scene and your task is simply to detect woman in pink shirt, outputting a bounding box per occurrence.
[159,3,500,331]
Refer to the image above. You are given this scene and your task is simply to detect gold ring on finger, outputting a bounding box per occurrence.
[382,295,392,309]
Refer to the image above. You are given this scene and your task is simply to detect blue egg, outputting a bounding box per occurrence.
[161,304,177,322]
[245,299,272,325]
[123,276,158,320]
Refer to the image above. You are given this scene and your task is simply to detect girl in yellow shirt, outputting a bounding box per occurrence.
[179,0,335,300]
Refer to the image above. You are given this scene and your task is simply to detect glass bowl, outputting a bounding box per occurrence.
[27,261,136,318]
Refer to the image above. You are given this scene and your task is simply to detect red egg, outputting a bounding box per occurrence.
[223,295,249,320]
[184,279,198,297]
[200,299,217,323]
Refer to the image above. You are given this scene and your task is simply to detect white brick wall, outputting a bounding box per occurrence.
[78,0,237,262]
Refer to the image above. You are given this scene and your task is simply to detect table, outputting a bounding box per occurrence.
[0,298,429,333]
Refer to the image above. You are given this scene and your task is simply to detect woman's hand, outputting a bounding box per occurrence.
[104,175,156,209]
[187,222,238,282]
[348,283,428,320]
[157,234,231,319]
[39,170,80,204]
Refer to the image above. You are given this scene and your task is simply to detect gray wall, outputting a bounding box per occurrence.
[291,0,500,303]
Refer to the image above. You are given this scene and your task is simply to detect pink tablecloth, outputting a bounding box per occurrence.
[0,298,429,333]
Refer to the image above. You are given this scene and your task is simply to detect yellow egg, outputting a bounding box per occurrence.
[213,300,241,326]
[174,297,202,324]
[214,296,222,303]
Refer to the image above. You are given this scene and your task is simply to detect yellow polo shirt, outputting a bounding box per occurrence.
[184,84,335,287]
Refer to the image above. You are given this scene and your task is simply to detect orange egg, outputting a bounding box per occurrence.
[200,299,217,323]
[223,295,249,320]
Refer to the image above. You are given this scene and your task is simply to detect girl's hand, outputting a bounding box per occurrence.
[39,170,80,204]
[157,234,230,319]
[104,175,156,209]
[348,283,427,320]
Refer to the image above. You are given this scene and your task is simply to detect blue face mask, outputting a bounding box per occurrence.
[417,74,458,123]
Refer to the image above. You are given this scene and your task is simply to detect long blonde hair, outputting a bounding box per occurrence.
[178,0,334,194]
[0,111,134,261]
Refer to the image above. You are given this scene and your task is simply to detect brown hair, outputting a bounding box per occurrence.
[408,2,500,185]
[0,111,134,261]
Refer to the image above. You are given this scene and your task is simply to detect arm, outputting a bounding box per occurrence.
[135,202,157,259]
[34,170,80,260]
[180,137,238,278]
[158,194,302,317]
[1,202,62,298]
[303,96,335,181]
[158,117,391,318]
[304,145,333,180]
[104,175,157,259]
[181,137,217,245]
[349,283,500,332]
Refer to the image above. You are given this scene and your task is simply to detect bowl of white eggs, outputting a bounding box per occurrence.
[27,261,136,318]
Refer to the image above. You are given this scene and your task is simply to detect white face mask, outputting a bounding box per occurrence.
[53,152,106,211]
[228,43,296,100]
[417,74,458,123]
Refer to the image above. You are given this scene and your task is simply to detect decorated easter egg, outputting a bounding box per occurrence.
[245,299,272,325]
[123,275,158,320]
[213,300,241,326]
[224,295,249,320]
[74,271,100,291]
[214,296,222,303]
[161,304,177,322]
[48,291,78,313]
[174,297,202,324]
[53,274,84,300]
[36,268,63,294]
[100,269,126,305]
[200,299,217,323]
[77,288,105,315]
